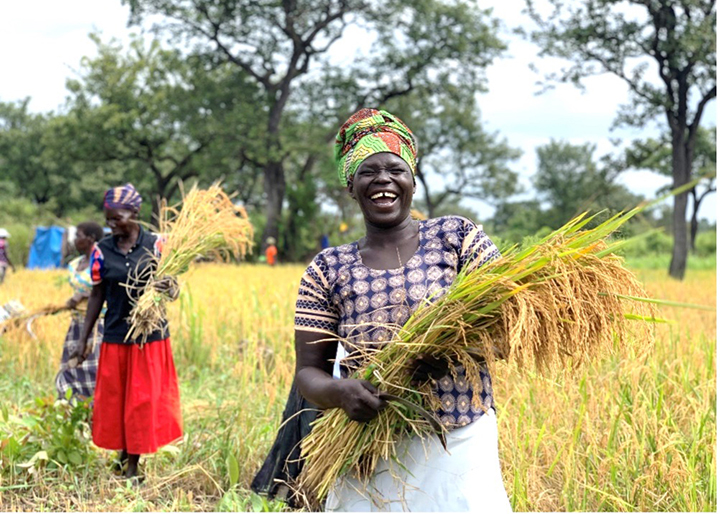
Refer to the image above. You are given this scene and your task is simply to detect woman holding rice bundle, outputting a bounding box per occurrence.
[71,184,182,481]
[55,221,106,400]
[292,109,512,511]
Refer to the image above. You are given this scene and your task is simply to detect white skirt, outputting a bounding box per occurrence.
[325,409,512,512]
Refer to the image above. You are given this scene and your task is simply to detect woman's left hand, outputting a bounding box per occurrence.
[405,353,451,386]
[153,276,180,301]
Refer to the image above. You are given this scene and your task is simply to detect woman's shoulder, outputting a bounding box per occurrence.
[424,215,482,239]
[305,247,333,275]
[304,244,358,285]
[95,234,113,251]
[310,242,357,265]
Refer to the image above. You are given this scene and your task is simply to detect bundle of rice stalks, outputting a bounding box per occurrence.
[125,183,253,343]
[297,208,661,503]
[0,303,67,336]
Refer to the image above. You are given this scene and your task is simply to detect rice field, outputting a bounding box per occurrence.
[0,263,715,511]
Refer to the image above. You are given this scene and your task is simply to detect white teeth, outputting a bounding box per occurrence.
[370,192,398,200]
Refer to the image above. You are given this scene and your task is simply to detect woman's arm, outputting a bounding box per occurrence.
[295,330,387,422]
[66,290,90,310]
[72,282,106,363]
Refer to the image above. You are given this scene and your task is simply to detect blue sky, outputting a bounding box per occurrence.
[0,0,715,223]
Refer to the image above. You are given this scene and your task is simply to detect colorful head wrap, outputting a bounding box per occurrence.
[103,183,142,211]
[334,108,418,187]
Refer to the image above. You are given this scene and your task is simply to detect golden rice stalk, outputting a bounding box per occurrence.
[297,209,660,504]
[0,304,67,334]
[125,183,253,343]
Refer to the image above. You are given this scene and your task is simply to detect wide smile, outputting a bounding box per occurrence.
[368,191,399,208]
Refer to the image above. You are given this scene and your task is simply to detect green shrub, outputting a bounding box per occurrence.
[693,231,716,257]
[0,393,95,476]
[616,230,674,258]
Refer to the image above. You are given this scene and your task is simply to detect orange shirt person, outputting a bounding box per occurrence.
[265,237,278,266]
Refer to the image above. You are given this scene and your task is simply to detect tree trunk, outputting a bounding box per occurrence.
[668,132,690,280]
[261,159,286,247]
[260,89,291,254]
[152,177,169,226]
[689,187,699,253]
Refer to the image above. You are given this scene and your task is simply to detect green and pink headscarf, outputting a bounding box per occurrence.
[334,108,418,187]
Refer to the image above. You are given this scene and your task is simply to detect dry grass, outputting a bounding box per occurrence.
[0,261,714,511]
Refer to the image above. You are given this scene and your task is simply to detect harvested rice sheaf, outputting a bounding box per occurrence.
[0,303,67,335]
[125,183,253,343]
[297,210,659,504]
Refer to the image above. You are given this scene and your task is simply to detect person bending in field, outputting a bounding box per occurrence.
[70,184,182,482]
[55,221,106,400]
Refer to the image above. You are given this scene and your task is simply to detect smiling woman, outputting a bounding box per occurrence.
[253,109,511,512]
[70,183,183,483]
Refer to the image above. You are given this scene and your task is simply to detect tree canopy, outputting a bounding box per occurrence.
[122,0,510,248]
[525,0,716,279]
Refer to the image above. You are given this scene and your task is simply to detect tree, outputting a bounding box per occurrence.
[534,140,643,228]
[490,199,547,243]
[526,0,716,279]
[625,126,716,251]
[0,99,107,215]
[60,34,262,217]
[383,90,522,219]
[123,0,507,246]
[0,99,55,205]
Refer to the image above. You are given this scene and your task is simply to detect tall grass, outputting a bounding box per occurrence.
[0,264,715,511]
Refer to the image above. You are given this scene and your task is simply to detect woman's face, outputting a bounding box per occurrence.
[74,229,94,254]
[350,152,415,228]
[104,207,138,237]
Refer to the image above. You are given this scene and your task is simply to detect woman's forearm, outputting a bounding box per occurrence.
[79,285,105,343]
[295,366,343,410]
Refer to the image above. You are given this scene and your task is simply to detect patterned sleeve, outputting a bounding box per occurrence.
[294,252,340,335]
[89,243,105,285]
[457,217,501,272]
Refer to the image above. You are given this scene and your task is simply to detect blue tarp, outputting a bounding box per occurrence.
[27,226,65,269]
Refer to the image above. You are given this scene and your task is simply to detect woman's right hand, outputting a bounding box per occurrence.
[337,379,388,422]
[68,338,88,366]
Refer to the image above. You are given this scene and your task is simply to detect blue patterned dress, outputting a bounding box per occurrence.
[296,216,512,511]
[295,215,501,428]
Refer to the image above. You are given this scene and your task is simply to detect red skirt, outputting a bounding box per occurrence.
[92,338,183,454]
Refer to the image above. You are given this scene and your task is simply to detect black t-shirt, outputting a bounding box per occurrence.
[90,227,169,344]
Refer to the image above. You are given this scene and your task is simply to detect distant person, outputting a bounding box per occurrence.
[55,221,106,401]
[265,237,278,266]
[71,183,182,482]
[320,234,330,250]
[0,228,16,284]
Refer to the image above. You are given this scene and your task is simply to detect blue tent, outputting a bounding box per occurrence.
[27,226,65,269]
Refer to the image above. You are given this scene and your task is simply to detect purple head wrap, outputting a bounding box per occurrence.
[104,183,142,211]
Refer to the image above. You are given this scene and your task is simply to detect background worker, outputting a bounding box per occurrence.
[0,228,16,284]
